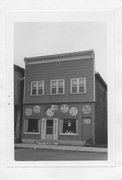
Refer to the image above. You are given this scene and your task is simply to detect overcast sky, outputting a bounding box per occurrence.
[14,22,107,82]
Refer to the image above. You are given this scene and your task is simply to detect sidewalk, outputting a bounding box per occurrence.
[15,143,107,153]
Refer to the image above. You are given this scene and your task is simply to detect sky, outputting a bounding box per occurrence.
[14,22,107,82]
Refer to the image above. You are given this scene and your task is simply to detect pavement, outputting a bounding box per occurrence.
[15,143,107,153]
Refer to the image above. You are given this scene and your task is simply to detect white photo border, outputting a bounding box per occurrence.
[5,10,115,167]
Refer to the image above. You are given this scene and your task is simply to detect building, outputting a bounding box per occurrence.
[14,65,24,143]
[22,50,107,146]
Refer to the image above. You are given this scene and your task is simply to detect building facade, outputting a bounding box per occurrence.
[22,50,107,146]
[14,65,24,142]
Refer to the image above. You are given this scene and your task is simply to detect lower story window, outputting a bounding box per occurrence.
[24,119,40,133]
[59,118,78,135]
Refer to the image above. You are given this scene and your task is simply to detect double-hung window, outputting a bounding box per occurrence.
[50,79,65,95]
[71,78,86,94]
[31,81,44,95]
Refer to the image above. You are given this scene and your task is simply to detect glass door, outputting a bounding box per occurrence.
[46,119,54,140]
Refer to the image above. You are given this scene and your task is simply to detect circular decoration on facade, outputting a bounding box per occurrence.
[25,108,32,116]
[33,105,41,113]
[46,108,54,117]
[61,104,69,113]
[69,107,78,116]
[82,105,91,114]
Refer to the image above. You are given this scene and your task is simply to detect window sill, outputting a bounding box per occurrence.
[30,95,44,96]
[24,132,40,134]
[59,133,78,136]
[70,92,86,95]
[50,94,65,96]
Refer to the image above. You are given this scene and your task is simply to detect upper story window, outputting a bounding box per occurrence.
[31,81,44,96]
[50,79,65,95]
[71,78,86,94]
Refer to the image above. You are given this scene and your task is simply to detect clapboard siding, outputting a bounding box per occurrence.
[24,58,94,104]
[95,74,107,144]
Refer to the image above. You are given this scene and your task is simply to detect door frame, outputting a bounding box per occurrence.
[41,118,58,140]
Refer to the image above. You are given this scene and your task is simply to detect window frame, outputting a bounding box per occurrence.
[59,118,79,135]
[31,81,44,96]
[50,79,65,95]
[24,118,40,134]
[70,78,86,94]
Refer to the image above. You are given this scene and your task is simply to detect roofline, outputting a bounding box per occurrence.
[95,72,107,90]
[24,49,95,65]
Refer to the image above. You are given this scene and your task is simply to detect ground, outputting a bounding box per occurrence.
[15,147,107,161]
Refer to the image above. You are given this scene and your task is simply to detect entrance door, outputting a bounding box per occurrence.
[82,118,91,140]
[41,118,58,141]
[46,119,54,140]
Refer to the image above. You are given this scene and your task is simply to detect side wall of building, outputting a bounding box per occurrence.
[95,74,107,145]
[14,65,24,142]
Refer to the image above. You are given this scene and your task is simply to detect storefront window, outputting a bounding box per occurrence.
[24,119,39,133]
[60,119,78,135]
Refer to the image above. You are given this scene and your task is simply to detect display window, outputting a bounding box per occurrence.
[24,119,40,133]
[59,118,78,135]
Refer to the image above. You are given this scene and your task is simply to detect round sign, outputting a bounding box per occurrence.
[61,104,69,113]
[69,107,78,116]
[33,105,41,113]
[25,108,32,116]
[46,108,54,117]
[82,105,91,114]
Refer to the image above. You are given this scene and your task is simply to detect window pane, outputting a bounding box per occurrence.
[32,82,37,88]
[38,88,43,95]
[58,80,63,86]
[72,86,77,93]
[58,87,63,94]
[79,86,85,93]
[52,87,56,94]
[32,88,36,95]
[83,118,91,124]
[38,81,43,88]
[52,81,56,87]
[79,78,84,85]
[72,79,77,86]
[27,119,39,132]
[63,119,76,133]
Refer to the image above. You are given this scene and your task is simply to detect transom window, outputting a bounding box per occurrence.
[83,118,91,124]
[71,78,86,94]
[31,81,44,95]
[50,79,65,95]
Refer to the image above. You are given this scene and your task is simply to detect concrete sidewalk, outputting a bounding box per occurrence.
[15,143,107,153]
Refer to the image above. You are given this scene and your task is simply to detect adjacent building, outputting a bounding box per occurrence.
[22,50,107,146]
[14,65,24,142]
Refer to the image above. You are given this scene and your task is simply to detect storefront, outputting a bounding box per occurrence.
[22,103,95,145]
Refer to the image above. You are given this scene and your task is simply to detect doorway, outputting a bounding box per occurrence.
[46,119,53,140]
[41,118,58,141]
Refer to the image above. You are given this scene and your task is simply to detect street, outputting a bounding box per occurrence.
[15,148,107,161]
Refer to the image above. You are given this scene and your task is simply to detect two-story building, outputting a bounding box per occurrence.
[22,50,107,146]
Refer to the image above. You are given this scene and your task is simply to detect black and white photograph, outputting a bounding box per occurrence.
[1,4,122,180]
[14,21,108,161]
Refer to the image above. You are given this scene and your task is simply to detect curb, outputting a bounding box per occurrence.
[15,143,107,153]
